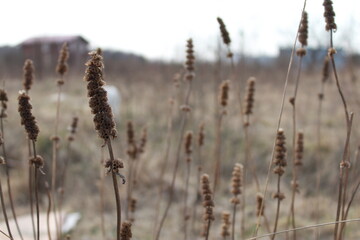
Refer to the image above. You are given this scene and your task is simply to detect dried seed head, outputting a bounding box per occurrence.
[120,221,132,240]
[198,122,205,147]
[126,121,138,159]
[272,192,285,201]
[129,197,137,221]
[296,48,307,57]
[18,91,39,141]
[273,128,286,176]
[256,193,265,216]
[219,80,230,107]
[323,0,337,31]
[221,211,231,238]
[96,47,102,56]
[68,116,79,141]
[217,17,231,45]
[230,163,243,205]
[23,59,34,92]
[105,158,124,174]
[201,174,214,220]
[84,51,117,140]
[184,39,195,80]
[184,131,193,156]
[0,89,8,118]
[29,155,44,168]
[322,56,330,83]
[298,11,308,47]
[295,131,304,166]
[138,127,147,154]
[56,42,69,76]
[244,77,256,116]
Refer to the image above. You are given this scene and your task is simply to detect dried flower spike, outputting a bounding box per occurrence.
[184,131,193,156]
[198,122,205,147]
[126,121,137,159]
[84,51,117,140]
[18,91,39,141]
[201,174,215,236]
[273,128,287,176]
[256,193,265,216]
[56,42,69,76]
[120,221,132,240]
[322,56,330,83]
[221,211,231,238]
[298,11,308,47]
[23,59,34,92]
[138,127,147,154]
[0,89,8,118]
[295,131,304,166]
[323,0,337,31]
[244,77,256,116]
[185,39,195,80]
[219,80,230,108]
[230,163,243,205]
[217,17,231,45]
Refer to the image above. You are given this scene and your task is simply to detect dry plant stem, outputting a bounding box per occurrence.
[286,54,304,240]
[154,75,193,240]
[28,140,36,240]
[191,142,203,236]
[253,1,307,237]
[107,139,122,240]
[51,84,62,240]
[153,98,175,237]
[205,219,212,240]
[0,172,12,239]
[315,73,325,240]
[0,229,11,239]
[213,112,224,192]
[231,203,237,240]
[99,148,106,240]
[32,141,40,240]
[45,184,52,240]
[184,160,191,240]
[125,158,135,220]
[328,30,352,240]
[340,178,360,233]
[0,117,22,240]
[271,176,282,240]
[247,218,360,240]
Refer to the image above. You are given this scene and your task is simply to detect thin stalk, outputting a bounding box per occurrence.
[32,140,40,240]
[247,218,360,240]
[271,176,282,240]
[99,148,106,240]
[125,158,134,220]
[0,172,12,239]
[191,139,203,236]
[153,90,176,238]
[107,139,121,240]
[28,139,36,240]
[231,203,237,240]
[154,74,193,240]
[0,117,21,239]
[184,160,191,240]
[204,219,212,240]
[340,178,360,234]
[253,1,307,237]
[51,84,63,240]
[213,112,224,192]
[0,229,11,239]
[45,183,52,240]
[286,54,304,240]
[315,70,326,240]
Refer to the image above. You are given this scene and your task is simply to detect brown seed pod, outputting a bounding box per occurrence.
[198,122,205,147]
[84,51,117,140]
[219,80,230,107]
[273,128,287,176]
[0,88,8,118]
[126,121,138,159]
[23,59,34,92]
[244,77,256,116]
[221,211,231,238]
[295,131,304,166]
[256,193,265,216]
[184,131,193,156]
[56,42,69,76]
[230,163,243,205]
[323,0,337,31]
[201,174,214,222]
[120,221,132,240]
[18,91,39,141]
[298,11,308,47]
[29,155,44,169]
[217,17,231,45]
[184,39,195,80]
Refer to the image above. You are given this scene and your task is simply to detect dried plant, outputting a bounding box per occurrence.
[201,174,214,240]
[271,129,287,240]
[120,221,132,240]
[84,51,123,240]
[183,131,193,240]
[18,90,42,240]
[155,39,195,240]
[213,79,230,191]
[126,121,137,220]
[23,59,34,93]
[230,163,242,240]
[221,211,231,240]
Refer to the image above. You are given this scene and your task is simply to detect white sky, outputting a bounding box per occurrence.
[1,0,359,60]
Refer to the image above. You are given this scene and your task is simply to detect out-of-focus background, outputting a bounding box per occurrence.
[0,0,359,240]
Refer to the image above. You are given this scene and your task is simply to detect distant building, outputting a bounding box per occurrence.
[20,35,89,78]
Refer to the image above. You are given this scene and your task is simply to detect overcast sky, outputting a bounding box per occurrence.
[1,0,359,60]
